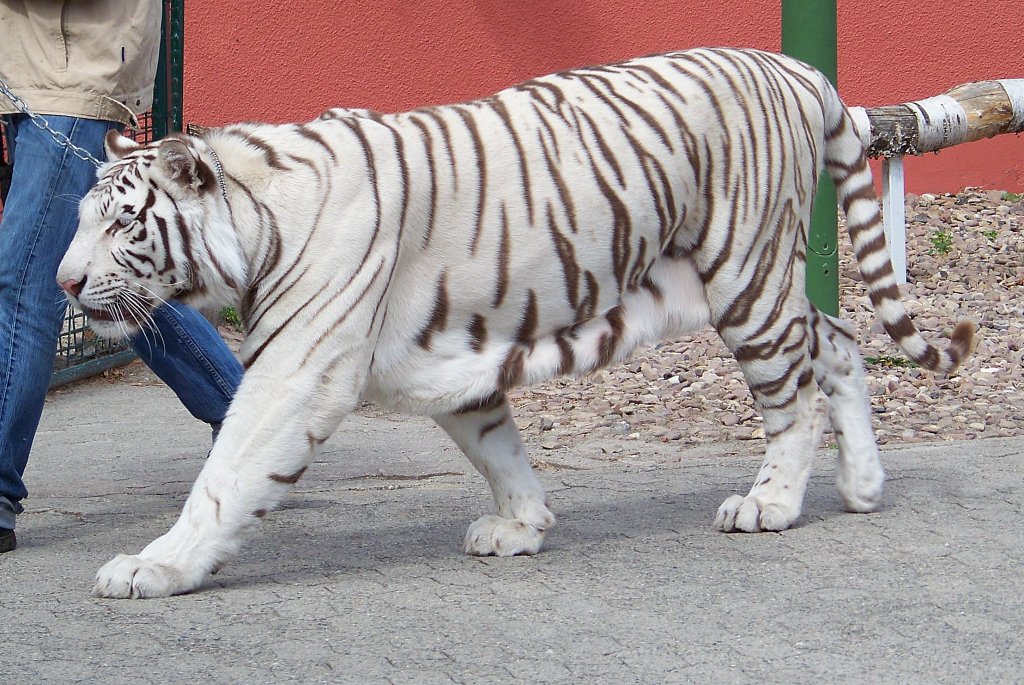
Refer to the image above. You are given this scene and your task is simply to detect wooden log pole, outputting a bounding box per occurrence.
[847,79,1023,286]
[849,79,1024,158]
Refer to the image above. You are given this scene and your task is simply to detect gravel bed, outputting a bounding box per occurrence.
[505,188,1024,456]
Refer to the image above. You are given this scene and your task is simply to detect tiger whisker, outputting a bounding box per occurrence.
[123,299,158,348]
[133,285,186,347]
[135,282,183,311]
[55,193,85,207]
[120,289,166,351]
[109,301,133,341]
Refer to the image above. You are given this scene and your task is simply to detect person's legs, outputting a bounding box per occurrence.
[130,304,242,435]
[0,115,118,535]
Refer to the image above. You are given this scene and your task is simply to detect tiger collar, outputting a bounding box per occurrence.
[206,145,230,207]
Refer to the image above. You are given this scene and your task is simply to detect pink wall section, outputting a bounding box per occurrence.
[837,2,1024,193]
[184,1,1023,193]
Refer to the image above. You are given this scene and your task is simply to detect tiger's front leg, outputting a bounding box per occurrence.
[434,396,555,556]
[92,370,355,598]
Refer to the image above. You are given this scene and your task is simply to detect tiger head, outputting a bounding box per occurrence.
[57,131,245,339]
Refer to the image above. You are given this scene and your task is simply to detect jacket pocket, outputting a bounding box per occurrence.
[56,0,70,73]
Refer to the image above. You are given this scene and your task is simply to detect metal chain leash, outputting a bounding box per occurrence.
[0,75,103,168]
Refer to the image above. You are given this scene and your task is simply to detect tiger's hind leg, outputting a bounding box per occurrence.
[807,305,885,512]
[712,310,828,533]
[434,396,555,556]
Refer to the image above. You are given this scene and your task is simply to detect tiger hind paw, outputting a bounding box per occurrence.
[464,510,553,556]
[837,462,885,513]
[713,494,801,533]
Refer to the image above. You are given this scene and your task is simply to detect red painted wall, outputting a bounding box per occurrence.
[184,1,1023,193]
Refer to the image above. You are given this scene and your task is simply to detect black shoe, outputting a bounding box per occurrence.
[0,527,15,553]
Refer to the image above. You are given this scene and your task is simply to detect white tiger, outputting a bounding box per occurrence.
[57,48,974,598]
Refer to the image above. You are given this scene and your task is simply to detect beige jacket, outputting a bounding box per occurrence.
[0,0,161,126]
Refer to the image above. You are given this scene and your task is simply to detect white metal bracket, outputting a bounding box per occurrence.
[881,156,907,285]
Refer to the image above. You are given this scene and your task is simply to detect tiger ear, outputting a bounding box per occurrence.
[104,130,141,161]
[157,139,199,186]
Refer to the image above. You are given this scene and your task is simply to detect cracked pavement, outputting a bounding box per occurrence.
[1,375,1021,683]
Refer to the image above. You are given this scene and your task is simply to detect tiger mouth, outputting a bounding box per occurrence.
[79,305,119,323]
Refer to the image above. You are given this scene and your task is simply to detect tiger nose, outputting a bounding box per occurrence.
[58,276,86,297]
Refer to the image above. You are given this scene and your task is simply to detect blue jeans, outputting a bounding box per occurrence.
[0,114,243,530]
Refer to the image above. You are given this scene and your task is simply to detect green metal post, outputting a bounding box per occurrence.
[153,0,184,138]
[782,0,839,316]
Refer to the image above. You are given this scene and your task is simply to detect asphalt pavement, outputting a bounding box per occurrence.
[1,364,1021,684]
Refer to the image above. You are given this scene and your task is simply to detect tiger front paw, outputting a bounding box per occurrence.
[93,553,203,599]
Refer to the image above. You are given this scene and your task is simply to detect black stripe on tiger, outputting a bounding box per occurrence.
[233,130,290,171]
[406,114,439,248]
[173,202,207,294]
[417,273,449,351]
[468,314,487,353]
[498,347,525,391]
[546,203,581,310]
[417,108,459,193]
[453,392,505,416]
[492,205,511,308]
[479,415,509,440]
[293,124,337,162]
[515,290,539,347]
[153,213,175,276]
[487,98,535,224]
[303,256,389,360]
[596,305,626,368]
[453,106,488,255]
[268,466,307,485]
[537,130,578,235]
[111,250,146,279]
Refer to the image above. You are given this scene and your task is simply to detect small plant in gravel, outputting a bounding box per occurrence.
[1001,191,1023,202]
[982,228,999,241]
[863,355,918,368]
[219,307,243,330]
[929,228,954,255]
